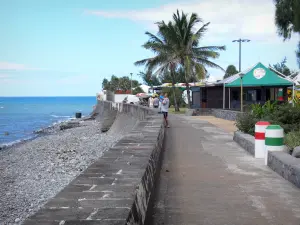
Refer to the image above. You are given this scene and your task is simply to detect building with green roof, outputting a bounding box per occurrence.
[191,62,293,110]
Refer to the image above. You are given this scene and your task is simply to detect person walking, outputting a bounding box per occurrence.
[153,96,159,108]
[161,93,170,128]
[148,96,154,108]
[159,93,164,113]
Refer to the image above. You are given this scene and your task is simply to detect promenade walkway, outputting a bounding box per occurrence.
[149,115,300,225]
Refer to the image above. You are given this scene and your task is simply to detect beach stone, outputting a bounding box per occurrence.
[292,146,300,158]
[59,121,80,130]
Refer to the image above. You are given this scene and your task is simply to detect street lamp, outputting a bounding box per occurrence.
[130,73,133,94]
[232,39,251,72]
[239,73,244,112]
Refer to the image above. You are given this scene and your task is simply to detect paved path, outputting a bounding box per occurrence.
[193,116,237,134]
[149,115,300,225]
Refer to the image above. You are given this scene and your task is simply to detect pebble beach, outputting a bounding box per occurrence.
[0,119,122,225]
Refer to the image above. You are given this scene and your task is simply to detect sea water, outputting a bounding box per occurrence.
[0,96,96,146]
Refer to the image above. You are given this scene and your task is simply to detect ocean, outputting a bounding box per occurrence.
[0,96,96,146]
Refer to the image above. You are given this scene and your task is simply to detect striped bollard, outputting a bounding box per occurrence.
[255,121,270,158]
[265,125,284,165]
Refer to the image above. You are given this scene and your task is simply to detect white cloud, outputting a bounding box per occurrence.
[0,62,41,71]
[85,0,293,44]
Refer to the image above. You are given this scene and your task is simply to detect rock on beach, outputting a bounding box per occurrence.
[0,119,122,225]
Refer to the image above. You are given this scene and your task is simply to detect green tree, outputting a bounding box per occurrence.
[132,86,145,95]
[110,75,120,91]
[134,25,181,111]
[135,10,225,109]
[118,76,131,91]
[138,71,161,86]
[157,10,225,108]
[102,78,109,89]
[223,65,238,79]
[274,0,300,67]
[270,57,292,76]
[102,75,140,92]
[160,69,185,83]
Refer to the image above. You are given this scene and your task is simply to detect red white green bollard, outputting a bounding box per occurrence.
[265,125,284,165]
[255,121,270,158]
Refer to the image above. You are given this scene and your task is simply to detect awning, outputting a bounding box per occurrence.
[225,62,293,87]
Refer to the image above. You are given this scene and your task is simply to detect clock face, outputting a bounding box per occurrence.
[253,68,266,79]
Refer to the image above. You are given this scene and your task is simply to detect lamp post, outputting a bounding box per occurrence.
[232,39,250,72]
[130,73,133,94]
[239,73,244,112]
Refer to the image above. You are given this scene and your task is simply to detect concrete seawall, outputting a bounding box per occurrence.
[24,101,165,225]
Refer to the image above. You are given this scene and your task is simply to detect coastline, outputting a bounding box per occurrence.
[0,115,90,151]
[0,114,121,225]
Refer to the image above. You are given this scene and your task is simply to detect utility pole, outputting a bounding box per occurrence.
[130,73,133,94]
[232,39,251,72]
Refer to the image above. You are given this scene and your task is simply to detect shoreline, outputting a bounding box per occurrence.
[0,115,92,151]
[0,114,120,225]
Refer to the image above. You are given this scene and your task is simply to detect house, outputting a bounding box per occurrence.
[191,62,294,109]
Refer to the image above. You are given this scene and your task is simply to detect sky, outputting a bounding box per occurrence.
[0,0,299,96]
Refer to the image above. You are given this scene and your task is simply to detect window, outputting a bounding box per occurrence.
[245,90,256,101]
[257,89,262,101]
[232,90,239,101]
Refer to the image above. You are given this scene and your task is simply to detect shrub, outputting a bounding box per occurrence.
[250,101,277,119]
[267,103,300,133]
[285,130,300,149]
[237,101,300,136]
[235,112,258,136]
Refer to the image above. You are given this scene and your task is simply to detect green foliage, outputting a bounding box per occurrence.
[132,86,145,95]
[134,10,225,109]
[223,65,238,79]
[162,87,186,107]
[250,101,277,119]
[102,75,140,92]
[274,0,300,68]
[266,103,300,133]
[238,101,300,136]
[102,78,109,89]
[274,0,300,39]
[235,112,258,136]
[285,130,300,149]
[138,71,161,86]
[270,57,293,76]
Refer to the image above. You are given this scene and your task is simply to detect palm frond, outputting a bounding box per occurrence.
[193,50,220,59]
[145,31,163,44]
[134,58,153,66]
[191,22,210,47]
[195,45,226,51]
[193,63,206,80]
[193,58,225,71]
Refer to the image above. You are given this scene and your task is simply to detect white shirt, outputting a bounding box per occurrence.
[161,98,169,112]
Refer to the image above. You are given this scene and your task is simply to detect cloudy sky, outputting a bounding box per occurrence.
[0,0,299,96]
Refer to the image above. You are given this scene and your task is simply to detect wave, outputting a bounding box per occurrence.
[0,135,37,150]
[50,115,72,118]
[0,106,4,109]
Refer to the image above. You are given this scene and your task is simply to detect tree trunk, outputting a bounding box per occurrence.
[186,82,192,108]
[171,70,180,112]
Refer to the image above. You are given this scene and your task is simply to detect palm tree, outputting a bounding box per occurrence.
[134,25,181,111]
[135,10,225,109]
[160,10,226,108]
